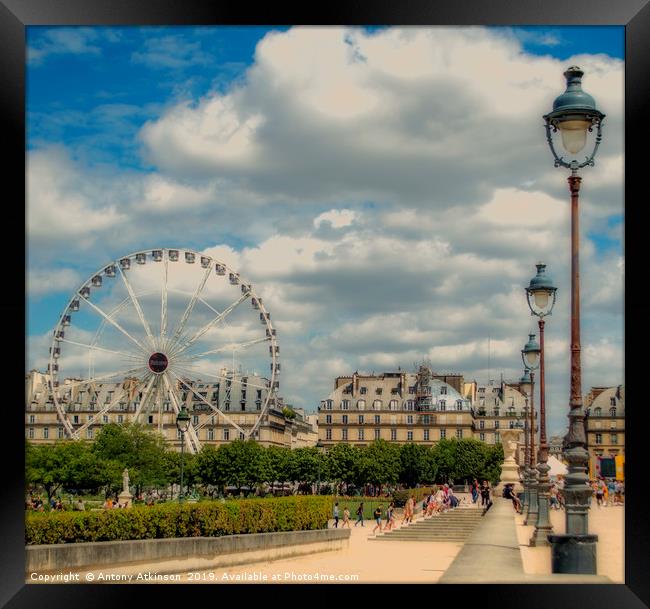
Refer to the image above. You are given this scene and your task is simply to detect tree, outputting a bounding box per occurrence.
[265,445,292,493]
[288,447,323,492]
[92,423,169,495]
[399,443,432,487]
[325,443,359,488]
[218,440,266,495]
[195,444,229,494]
[360,440,400,494]
[479,442,505,485]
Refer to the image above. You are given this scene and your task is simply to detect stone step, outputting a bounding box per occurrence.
[370,536,470,541]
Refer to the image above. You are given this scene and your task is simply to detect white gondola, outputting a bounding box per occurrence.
[62,314,71,326]
[47,363,59,373]
[119,258,130,270]
[241,283,251,294]
[152,250,163,262]
[271,363,280,372]
[269,345,279,355]
[136,253,146,265]
[200,256,210,268]
[80,286,90,298]
[260,312,270,323]
[265,328,276,338]
[215,264,226,275]
[251,298,260,309]
[91,275,102,287]
[229,272,240,285]
[169,249,179,261]
[185,252,195,264]
[104,265,116,277]
[49,346,61,358]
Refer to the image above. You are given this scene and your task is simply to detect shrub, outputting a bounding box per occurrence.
[25,496,331,545]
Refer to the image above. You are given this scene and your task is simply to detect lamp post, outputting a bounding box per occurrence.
[521,334,540,525]
[519,369,532,513]
[526,263,557,546]
[543,66,604,574]
[176,406,190,504]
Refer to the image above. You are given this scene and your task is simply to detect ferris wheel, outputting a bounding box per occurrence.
[46,248,279,454]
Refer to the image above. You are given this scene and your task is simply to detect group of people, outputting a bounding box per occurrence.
[592,478,624,507]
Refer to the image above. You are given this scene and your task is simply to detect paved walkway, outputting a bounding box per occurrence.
[515,499,624,582]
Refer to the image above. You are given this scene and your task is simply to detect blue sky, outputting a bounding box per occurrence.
[26,26,624,434]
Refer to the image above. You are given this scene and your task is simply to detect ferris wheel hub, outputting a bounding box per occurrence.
[148,352,169,374]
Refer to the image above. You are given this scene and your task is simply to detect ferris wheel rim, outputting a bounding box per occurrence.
[48,247,280,452]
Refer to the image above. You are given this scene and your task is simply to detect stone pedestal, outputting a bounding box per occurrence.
[118,491,133,508]
[494,430,523,494]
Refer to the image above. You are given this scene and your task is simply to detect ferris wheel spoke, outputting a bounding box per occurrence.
[79,294,149,355]
[166,369,246,435]
[161,373,201,453]
[169,292,252,360]
[165,265,212,355]
[54,364,149,394]
[160,251,169,352]
[58,338,143,362]
[168,361,271,393]
[118,265,157,350]
[73,385,128,435]
[132,374,157,422]
[180,336,270,362]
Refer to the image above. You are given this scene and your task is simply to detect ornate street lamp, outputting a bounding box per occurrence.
[521,334,540,526]
[526,263,557,546]
[519,369,532,514]
[544,66,604,574]
[176,406,191,504]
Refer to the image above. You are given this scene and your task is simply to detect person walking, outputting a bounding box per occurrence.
[402,495,414,525]
[471,478,479,504]
[372,505,383,534]
[595,480,605,508]
[480,481,491,508]
[342,506,351,528]
[355,502,365,527]
[333,502,340,527]
[385,501,396,531]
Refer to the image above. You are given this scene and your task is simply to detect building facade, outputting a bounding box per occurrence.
[317,367,529,449]
[25,369,316,451]
[584,385,625,478]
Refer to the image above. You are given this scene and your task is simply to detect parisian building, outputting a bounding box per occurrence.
[25,369,316,451]
[583,385,625,478]
[317,366,530,450]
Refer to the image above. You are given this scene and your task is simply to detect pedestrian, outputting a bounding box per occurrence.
[402,495,414,525]
[471,478,479,504]
[333,502,340,528]
[385,502,396,531]
[480,481,491,509]
[342,506,351,528]
[614,480,624,505]
[595,479,605,508]
[372,505,383,534]
[355,502,365,526]
[503,483,522,513]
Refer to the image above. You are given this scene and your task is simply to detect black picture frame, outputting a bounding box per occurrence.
[4,1,648,606]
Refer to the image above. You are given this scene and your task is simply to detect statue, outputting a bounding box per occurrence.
[122,468,130,493]
[495,429,524,494]
[118,467,133,509]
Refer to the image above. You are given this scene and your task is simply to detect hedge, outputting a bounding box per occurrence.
[25,496,331,545]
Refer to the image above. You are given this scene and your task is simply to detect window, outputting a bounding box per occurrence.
[440,429,446,439]
[456,429,463,439]
[86,428,94,439]
[357,400,365,410]
[456,400,463,411]
[422,415,430,425]
[359,429,365,440]
[373,400,382,411]
[441,386,447,395]
[495,432,500,443]
[423,429,430,441]
[326,399,333,410]
[342,415,348,424]
[342,400,350,410]
[479,387,485,393]
[57,427,64,439]
[375,388,383,395]
[408,386,416,394]
[389,399,398,411]
[360,387,367,395]
[239,432,245,440]
[594,407,602,417]
[609,407,616,417]
[359,415,364,424]
[407,415,413,425]
[479,420,485,429]
[494,408,500,417]
[406,400,414,411]
[224,401,231,411]
[610,397,616,406]
[326,428,332,440]
[28,428,34,439]
[88,414,94,422]
[103,415,109,423]
[257,389,262,399]
[208,429,214,441]
[391,387,399,395]
[439,400,446,411]
[240,402,246,411]
[223,428,230,440]
[407,430,413,441]
[610,434,618,444]
[342,429,348,441]
[43,428,49,439]
[391,429,397,441]
[117,415,123,423]
[193,415,199,426]
[374,414,380,424]
[326,415,332,424]
[29,414,35,424]
[73,415,79,424]
[480,432,485,442]
[595,433,602,444]
[374,429,380,440]
[494,420,500,429]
